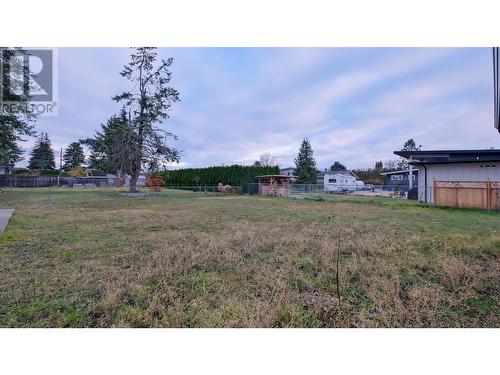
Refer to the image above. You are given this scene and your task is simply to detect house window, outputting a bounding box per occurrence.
[329,178,336,183]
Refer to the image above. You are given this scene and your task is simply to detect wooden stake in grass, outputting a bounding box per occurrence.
[336,238,341,310]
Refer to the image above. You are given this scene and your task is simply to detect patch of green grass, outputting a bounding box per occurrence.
[312,274,337,293]
[6,300,53,324]
[468,297,496,313]
[289,275,309,293]
[4,298,91,327]
[60,308,88,327]
[275,303,318,327]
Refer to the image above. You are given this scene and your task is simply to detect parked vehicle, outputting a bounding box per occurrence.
[323,171,359,192]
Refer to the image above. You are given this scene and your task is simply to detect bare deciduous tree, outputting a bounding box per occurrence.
[258,153,277,167]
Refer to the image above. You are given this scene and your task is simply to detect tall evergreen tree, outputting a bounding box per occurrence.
[63,142,85,171]
[0,48,37,169]
[81,109,138,184]
[28,133,55,170]
[113,47,180,192]
[293,138,317,184]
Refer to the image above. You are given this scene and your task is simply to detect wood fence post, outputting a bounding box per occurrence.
[486,179,491,210]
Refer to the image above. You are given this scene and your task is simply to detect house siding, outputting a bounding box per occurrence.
[418,162,500,203]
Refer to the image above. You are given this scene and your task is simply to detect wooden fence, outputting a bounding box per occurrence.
[433,180,500,210]
[258,183,291,196]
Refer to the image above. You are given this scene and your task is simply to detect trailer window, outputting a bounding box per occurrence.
[328,178,336,183]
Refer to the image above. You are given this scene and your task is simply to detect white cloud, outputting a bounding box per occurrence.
[16,48,498,171]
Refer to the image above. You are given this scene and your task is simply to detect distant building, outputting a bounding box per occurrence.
[280,167,295,176]
[316,170,326,184]
[395,149,500,204]
[279,167,296,182]
[380,169,418,189]
[0,167,9,175]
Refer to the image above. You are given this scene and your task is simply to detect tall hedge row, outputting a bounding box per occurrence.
[160,165,279,190]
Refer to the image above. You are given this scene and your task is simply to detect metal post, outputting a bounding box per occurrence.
[409,157,413,189]
[432,178,436,206]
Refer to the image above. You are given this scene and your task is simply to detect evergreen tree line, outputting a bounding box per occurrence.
[25,133,85,172]
[160,165,279,190]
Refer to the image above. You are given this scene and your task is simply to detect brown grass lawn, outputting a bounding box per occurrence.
[0,188,499,327]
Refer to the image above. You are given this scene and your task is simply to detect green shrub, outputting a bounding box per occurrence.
[160,165,279,192]
[10,168,30,175]
[39,169,62,176]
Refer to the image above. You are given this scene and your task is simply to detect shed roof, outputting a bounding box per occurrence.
[257,175,295,179]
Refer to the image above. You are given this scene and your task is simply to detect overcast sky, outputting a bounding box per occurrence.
[23,47,499,170]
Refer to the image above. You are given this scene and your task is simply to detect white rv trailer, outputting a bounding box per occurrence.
[323,171,359,192]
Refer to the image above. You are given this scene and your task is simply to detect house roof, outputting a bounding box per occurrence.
[394,149,500,165]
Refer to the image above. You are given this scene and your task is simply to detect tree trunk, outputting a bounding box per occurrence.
[128,164,141,192]
[114,169,126,187]
[129,55,146,194]
[129,172,139,192]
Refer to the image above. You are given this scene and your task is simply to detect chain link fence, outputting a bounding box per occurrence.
[0,176,112,188]
[1,176,420,201]
[0,176,245,193]
[247,183,414,198]
[0,176,245,198]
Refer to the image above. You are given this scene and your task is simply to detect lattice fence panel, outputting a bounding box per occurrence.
[490,181,500,189]
[435,180,488,189]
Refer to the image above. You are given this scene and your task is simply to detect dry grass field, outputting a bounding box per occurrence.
[0,188,499,327]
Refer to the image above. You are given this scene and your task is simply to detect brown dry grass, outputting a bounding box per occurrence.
[0,188,498,327]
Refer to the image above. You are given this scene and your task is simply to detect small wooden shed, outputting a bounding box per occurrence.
[257,175,293,196]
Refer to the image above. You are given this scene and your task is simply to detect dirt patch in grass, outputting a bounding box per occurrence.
[0,188,498,327]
